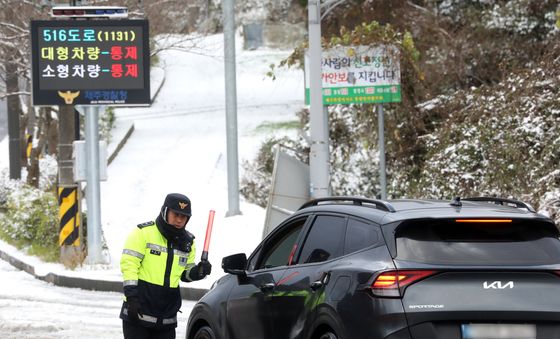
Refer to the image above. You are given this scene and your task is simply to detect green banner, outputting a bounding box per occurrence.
[305,84,401,105]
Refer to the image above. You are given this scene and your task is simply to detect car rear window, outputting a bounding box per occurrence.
[395,219,560,265]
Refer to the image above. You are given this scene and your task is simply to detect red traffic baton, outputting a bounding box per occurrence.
[201,209,215,262]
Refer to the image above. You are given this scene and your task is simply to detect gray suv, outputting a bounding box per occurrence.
[187,196,560,339]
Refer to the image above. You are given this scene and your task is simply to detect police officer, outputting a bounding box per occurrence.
[120,193,212,339]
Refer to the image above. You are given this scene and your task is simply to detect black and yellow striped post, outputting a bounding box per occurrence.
[26,133,33,160]
[58,186,80,247]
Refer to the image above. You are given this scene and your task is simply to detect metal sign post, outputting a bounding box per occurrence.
[377,104,387,199]
[223,0,241,216]
[84,105,102,263]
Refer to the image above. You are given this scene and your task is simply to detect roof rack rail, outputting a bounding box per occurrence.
[298,196,396,213]
[463,197,536,213]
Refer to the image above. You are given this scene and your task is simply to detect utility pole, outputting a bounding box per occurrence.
[84,105,103,263]
[57,106,75,186]
[223,0,241,216]
[57,0,85,267]
[58,104,84,267]
[308,0,330,198]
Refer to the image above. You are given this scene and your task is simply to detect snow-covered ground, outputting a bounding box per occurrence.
[0,258,136,339]
[0,33,305,290]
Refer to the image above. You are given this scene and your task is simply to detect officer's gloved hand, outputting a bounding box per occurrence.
[127,296,143,323]
[188,261,212,281]
[198,260,212,277]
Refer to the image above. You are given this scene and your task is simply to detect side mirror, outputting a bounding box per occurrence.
[222,253,247,276]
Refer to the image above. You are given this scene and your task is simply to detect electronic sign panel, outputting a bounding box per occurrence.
[31,20,150,106]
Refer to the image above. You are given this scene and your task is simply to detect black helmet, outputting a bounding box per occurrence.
[161,193,192,221]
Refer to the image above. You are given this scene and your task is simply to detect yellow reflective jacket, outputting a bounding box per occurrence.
[119,220,196,328]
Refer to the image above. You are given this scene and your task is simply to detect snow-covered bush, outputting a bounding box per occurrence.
[0,171,59,261]
[411,52,560,220]
[327,105,383,197]
[438,0,558,35]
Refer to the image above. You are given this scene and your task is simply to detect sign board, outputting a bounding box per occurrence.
[305,45,401,105]
[263,147,310,238]
[31,20,150,106]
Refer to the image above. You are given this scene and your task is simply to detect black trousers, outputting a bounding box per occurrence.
[122,320,176,339]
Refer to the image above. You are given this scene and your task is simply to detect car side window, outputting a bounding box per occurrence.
[344,218,379,254]
[257,219,306,270]
[297,215,346,264]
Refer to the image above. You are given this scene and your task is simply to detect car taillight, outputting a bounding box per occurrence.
[554,271,560,277]
[455,219,512,223]
[371,270,437,297]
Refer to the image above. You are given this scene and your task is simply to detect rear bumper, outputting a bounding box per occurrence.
[404,319,560,339]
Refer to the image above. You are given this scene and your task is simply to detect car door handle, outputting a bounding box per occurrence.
[310,272,330,291]
[310,280,323,291]
[260,283,275,292]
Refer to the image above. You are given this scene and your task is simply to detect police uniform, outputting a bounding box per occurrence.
[120,193,211,339]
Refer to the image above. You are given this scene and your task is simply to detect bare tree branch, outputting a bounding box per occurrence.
[406,1,452,41]
[0,91,31,99]
[150,34,207,57]
[0,21,28,34]
[0,33,28,41]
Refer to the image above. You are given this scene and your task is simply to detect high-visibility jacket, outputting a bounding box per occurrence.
[119,220,196,328]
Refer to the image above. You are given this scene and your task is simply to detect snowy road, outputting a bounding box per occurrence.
[0,258,195,339]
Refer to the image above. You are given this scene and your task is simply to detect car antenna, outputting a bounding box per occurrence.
[450,196,462,207]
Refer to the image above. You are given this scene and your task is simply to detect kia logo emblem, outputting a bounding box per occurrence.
[483,281,514,289]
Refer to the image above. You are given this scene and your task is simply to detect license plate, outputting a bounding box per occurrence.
[461,324,536,339]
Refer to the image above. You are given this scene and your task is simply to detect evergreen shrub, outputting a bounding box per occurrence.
[0,182,59,262]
